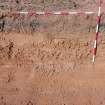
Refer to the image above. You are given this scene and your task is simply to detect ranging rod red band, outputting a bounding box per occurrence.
[95,32,99,40]
[96,16,101,23]
[28,12,36,16]
[61,12,69,15]
[93,48,97,55]
[99,0,103,6]
[77,12,85,15]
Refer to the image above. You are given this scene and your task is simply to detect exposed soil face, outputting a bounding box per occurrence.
[0,32,105,105]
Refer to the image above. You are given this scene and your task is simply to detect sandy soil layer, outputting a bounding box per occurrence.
[0,32,105,105]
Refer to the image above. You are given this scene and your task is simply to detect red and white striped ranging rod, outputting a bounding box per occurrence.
[92,4,101,63]
[11,11,95,16]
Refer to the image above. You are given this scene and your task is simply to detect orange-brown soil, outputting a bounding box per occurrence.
[0,32,105,105]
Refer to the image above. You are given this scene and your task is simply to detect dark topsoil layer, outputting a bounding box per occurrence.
[0,0,105,35]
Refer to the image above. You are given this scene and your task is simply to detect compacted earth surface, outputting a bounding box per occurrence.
[1,0,105,105]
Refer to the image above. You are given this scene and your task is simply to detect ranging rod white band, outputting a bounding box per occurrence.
[52,12,62,15]
[94,40,97,48]
[19,11,28,14]
[92,55,95,63]
[36,12,45,15]
[96,24,99,33]
[85,12,95,14]
[98,7,101,16]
